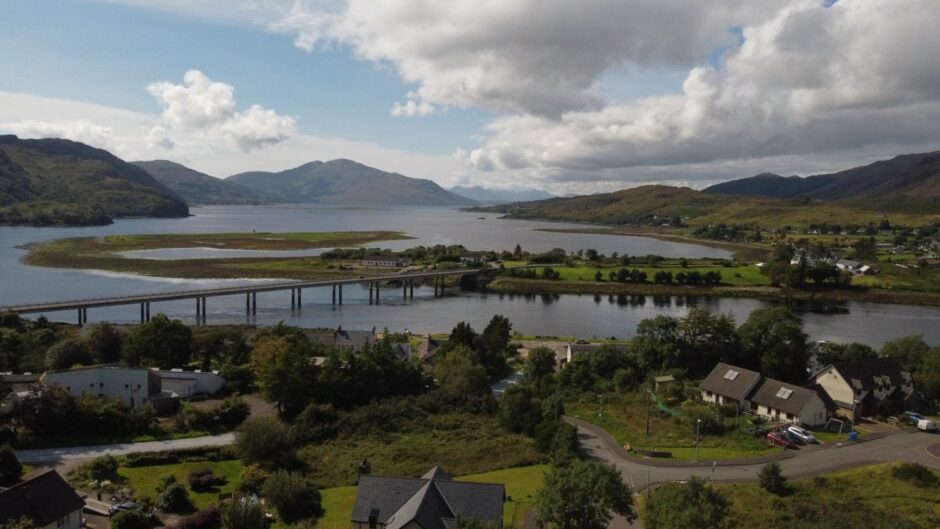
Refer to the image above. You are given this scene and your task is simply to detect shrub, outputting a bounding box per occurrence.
[156,474,178,494]
[758,462,789,495]
[156,482,194,513]
[215,397,250,427]
[187,468,227,492]
[234,417,296,469]
[110,511,152,529]
[172,506,221,529]
[222,498,266,529]
[86,454,119,480]
[262,470,323,523]
[0,443,23,485]
[891,463,939,488]
[238,464,270,495]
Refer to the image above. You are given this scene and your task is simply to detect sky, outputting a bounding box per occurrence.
[2,0,940,194]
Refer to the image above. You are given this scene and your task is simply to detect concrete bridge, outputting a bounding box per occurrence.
[0,268,483,325]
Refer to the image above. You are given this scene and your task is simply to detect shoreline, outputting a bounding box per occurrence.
[485,277,940,308]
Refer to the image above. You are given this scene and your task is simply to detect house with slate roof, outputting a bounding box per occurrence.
[700,363,830,426]
[351,466,504,529]
[0,470,85,529]
[811,357,916,420]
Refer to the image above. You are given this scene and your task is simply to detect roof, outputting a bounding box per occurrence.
[747,378,821,417]
[837,259,861,268]
[699,363,762,402]
[352,468,504,529]
[0,470,85,525]
[334,329,376,350]
[824,357,914,397]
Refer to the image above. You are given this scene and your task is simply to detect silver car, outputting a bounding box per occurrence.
[787,425,817,443]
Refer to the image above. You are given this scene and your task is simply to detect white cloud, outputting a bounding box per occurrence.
[147,69,296,151]
[0,91,460,184]
[390,93,435,117]
[463,0,940,183]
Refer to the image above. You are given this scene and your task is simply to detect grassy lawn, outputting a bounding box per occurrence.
[299,413,544,488]
[118,459,244,509]
[515,259,771,287]
[714,463,940,528]
[318,465,549,529]
[566,391,775,461]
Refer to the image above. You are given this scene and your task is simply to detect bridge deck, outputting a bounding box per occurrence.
[0,269,480,314]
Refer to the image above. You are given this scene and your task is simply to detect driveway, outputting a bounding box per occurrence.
[574,422,940,492]
[15,433,235,465]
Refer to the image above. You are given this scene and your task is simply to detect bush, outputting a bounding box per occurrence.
[187,468,227,492]
[222,498,267,529]
[891,463,939,488]
[110,511,152,529]
[172,506,221,529]
[234,417,296,469]
[262,470,323,523]
[86,454,119,480]
[758,462,789,495]
[238,464,270,495]
[156,474,178,494]
[124,447,235,467]
[155,482,194,513]
[0,443,23,485]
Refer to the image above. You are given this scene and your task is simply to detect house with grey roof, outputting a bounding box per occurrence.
[0,470,85,529]
[699,363,762,407]
[811,357,916,421]
[700,362,830,426]
[351,466,504,529]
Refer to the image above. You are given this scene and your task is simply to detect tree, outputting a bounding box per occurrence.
[524,346,557,394]
[250,335,316,415]
[0,444,23,485]
[155,481,194,512]
[262,471,323,523]
[45,337,93,369]
[815,342,876,366]
[758,462,789,495]
[195,329,249,370]
[448,322,478,350]
[453,518,500,529]
[852,237,877,260]
[594,270,603,282]
[880,335,930,372]
[644,477,731,529]
[87,322,123,364]
[477,315,513,377]
[498,385,542,436]
[110,511,151,529]
[222,497,267,529]
[125,314,192,368]
[234,417,296,469]
[434,347,491,400]
[631,315,682,372]
[292,403,339,444]
[738,307,808,382]
[917,347,940,401]
[535,462,635,529]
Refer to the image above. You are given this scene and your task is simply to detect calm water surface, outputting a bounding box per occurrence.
[1,205,938,347]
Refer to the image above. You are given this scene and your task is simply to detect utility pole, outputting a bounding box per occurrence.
[695,418,701,462]
[712,461,717,484]
[646,456,651,499]
[646,387,651,435]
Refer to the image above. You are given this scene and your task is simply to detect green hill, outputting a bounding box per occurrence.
[133,160,268,205]
[227,159,475,206]
[475,184,940,228]
[0,135,189,226]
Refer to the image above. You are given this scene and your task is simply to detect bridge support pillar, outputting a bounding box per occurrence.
[403,281,407,300]
[78,308,83,326]
[252,292,257,314]
[145,302,150,322]
[291,289,295,309]
[375,283,380,305]
[369,283,373,305]
[201,297,206,323]
[409,280,414,299]
[196,298,201,322]
[246,293,251,314]
[297,288,301,308]
[338,284,343,305]
[332,284,336,305]
[140,303,145,324]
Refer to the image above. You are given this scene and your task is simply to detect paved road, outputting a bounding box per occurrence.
[575,423,940,492]
[15,433,235,464]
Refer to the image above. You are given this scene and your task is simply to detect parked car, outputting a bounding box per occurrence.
[767,431,797,449]
[904,411,925,423]
[787,426,817,443]
[108,502,157,521]
[750,426,773,438]
[917,419,938,432]
[778,428,805,445]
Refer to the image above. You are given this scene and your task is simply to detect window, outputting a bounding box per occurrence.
[723,369,740,381]
[57,514,69,528]
[776,388,793,399]
[786,413,793,420]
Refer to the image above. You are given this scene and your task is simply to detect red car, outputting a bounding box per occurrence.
[767,431,797,449]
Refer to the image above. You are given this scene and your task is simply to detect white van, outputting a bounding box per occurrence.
[917,419,938,432]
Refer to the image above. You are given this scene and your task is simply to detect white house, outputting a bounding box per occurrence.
[0,470,85,529]
[156,369,225,398]
[361,255,413,267]
[40,365,166,408]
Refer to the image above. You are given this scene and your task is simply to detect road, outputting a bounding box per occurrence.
[574,421,940,492]
[15,433,235,464]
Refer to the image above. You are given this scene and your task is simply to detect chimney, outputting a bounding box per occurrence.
[358,458,372,476]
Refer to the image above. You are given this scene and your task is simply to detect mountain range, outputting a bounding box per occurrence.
[447,185,554,204]
[705,152,940,211]
[226,159,474,206]
[0,135,188,226]
[132,160,266,205]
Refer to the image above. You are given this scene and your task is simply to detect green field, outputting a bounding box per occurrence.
[540,260,771,287]
[118,459,244,509]
[23,231,412,279]
[298,413,544,488]
[317,465,549,529]
[713,463,940,528]
[566,391,775,461]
